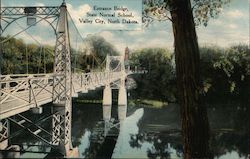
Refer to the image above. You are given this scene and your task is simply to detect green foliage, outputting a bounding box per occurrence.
[200,44,250,104]
[76,35,119,71]
[129,48,176,102]
[143,0,230,26]
[87,35,119,59]
[130,44,250,105]
[0,36,54,74]
[192,0,230,26]
[0,35,118,74]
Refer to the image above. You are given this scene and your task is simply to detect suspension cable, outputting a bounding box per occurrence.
[67,11,108,71]
[26,43,28,74]
[14,21,45,74]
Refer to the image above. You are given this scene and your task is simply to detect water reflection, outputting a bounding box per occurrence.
[113,109,146,158]
[111,104,249,159]
[129,133,183,159]
[214,151,246,159]
[10,102,250,158]
[208,106,250,158]
[80,120,120,158]
[113,108,183,159]
[78,130,91,158]
[20,143,50,158]
[211,130,249,158]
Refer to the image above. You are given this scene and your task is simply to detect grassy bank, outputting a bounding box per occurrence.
[75,98,168,109]
[129,99,168,108]
[75,99,102,104]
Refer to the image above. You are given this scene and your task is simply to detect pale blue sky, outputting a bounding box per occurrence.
[1,0,249,53]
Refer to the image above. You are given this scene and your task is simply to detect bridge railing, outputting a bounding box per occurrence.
[0,74,54,118]
[0,71,124,113]
[0,70,127,101]
[72,71,123,93]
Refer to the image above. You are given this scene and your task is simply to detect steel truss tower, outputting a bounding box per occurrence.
[0,2,76,156]
[52,2,73,153]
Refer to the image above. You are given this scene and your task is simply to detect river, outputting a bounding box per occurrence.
[10,101,249,159]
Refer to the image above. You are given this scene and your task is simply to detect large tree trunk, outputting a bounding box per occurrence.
[170,0,211,158]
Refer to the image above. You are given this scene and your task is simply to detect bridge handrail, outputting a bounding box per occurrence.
[0,71,124,104]
[0,75,54,107]
[0,74,53,83]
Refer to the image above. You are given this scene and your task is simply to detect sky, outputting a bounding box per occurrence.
[1,0,249,54]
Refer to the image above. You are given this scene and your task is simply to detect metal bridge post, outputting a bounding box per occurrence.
[52,2,77,157]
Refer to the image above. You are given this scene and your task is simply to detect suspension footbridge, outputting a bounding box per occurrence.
[0,2,141,157]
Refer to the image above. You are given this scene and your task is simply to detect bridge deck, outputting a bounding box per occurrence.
[0,72,126,119]
[0,87,53,119]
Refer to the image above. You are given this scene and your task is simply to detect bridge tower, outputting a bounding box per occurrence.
[103,55,127,121]
[118,55,127,121]
[52,2,78,157]
[103,55,112,121]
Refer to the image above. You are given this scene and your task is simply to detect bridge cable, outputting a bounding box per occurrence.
[14,21,45,74]
[67,11,107,72]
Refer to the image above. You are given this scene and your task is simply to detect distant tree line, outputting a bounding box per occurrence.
[129,44,250,106]
[76,35,119,72]
[0,35,118,75]
[0,36,54,74]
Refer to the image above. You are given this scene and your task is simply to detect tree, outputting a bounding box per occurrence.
[129,48,176,102]
[0,36,54,74]
[77,35,119,71]
[143,0,229,158]
[212,45,250,103]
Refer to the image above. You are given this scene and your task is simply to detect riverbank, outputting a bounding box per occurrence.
[75,98,169,109]
[128,99,168,108]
